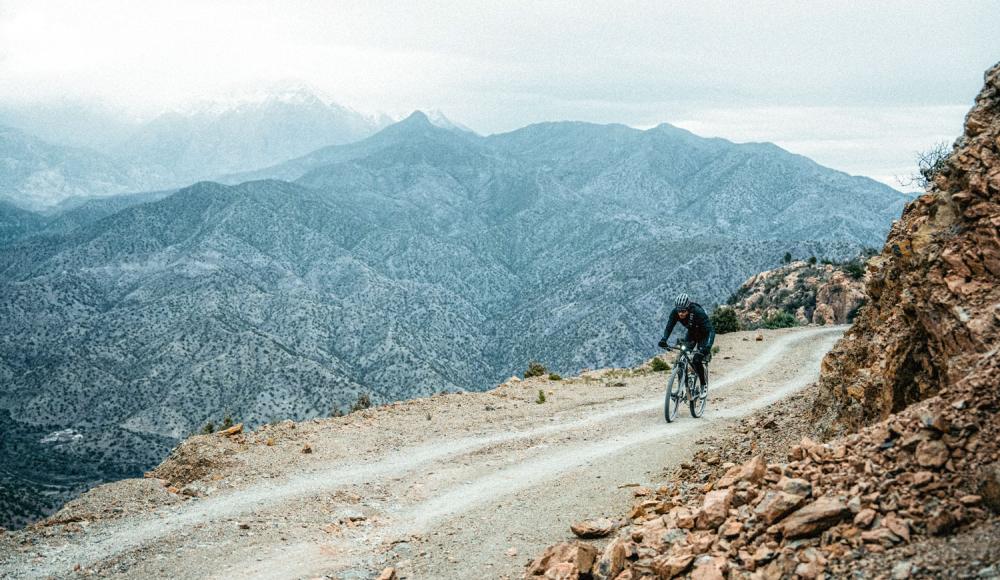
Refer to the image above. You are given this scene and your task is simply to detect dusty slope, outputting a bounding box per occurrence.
[0,326,841,579]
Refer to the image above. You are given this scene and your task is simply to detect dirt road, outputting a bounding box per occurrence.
[0,326,843,579]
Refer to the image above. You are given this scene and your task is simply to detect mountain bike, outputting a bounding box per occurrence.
[663,341,708,422]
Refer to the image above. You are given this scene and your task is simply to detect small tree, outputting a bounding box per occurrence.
[710,307,741,334]
[350,392,372,413]
[783,252,792,264]
[899,141,951,190]
[807,256,817,265]
[524,361,547,378]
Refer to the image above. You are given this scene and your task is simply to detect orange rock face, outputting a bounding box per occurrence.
[816,61,1000,433]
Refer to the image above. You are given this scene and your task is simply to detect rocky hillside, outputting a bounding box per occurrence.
[526,62,1000,580]
[815,61,1000,434]
[725,257,870,328]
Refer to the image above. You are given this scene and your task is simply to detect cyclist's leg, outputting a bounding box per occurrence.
[687,330,708,387]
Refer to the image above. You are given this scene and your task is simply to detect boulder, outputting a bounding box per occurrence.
[570,517,617,539]
[716,455,766,488]
[697,488,734,529]
[594,538,627,580]
[218,423,243,436]
[525,542,598,578]
[651,554,694,578]
[915,440,949,468]
[779,496,849,539]
[775,477,812,497]
[754,490,806,524]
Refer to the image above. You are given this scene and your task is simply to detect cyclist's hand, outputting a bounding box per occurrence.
[657,338,669,349]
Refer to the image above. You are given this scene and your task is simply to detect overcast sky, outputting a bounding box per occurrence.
[1,0,997,189]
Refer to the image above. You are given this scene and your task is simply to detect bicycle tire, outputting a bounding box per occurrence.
[664,366,683,422]
[688,364,707,418]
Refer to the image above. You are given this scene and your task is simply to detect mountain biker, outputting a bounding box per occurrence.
[658,293,715,390]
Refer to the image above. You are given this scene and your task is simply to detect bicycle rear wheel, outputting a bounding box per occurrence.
[688,365,706,418]
[664,367,683,422]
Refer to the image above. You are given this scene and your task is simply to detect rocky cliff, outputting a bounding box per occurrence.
[726,258,869,327]
[815,61,1000,433]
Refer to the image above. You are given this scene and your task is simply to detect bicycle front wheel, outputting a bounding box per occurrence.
[664,367,683,422]
[688,364,706,418]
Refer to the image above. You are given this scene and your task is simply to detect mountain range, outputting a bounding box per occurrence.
[0,111,908,527]
[0,86,391,210]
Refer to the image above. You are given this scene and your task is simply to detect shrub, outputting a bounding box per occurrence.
[201,421,215,434]
[710,307,741,334]
[221,415,234,430]
[762,311,798,329]
[843,260,866,280]
[548,373,562,381]
[783,252,792,263]
[524,361,547,378]
[650,357,670,372]
[350,392,372,413]
[814,313,826,325]
[807,256,817,265]
[536,389,546,404]
[711,345,720,355]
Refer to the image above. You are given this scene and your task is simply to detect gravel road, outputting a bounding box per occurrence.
[0,326,843,579]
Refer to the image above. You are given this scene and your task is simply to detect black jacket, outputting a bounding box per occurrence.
[662,302,715,348]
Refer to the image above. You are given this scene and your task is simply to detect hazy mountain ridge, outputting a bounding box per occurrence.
[0,125,148,209]
[0,113,907,527]
[0,87,392,210]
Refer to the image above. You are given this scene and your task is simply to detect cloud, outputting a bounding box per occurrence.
[0,0,995,184]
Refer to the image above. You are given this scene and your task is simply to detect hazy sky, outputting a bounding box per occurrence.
[1,0,997,188]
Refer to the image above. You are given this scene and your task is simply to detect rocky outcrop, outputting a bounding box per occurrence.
[816,61,1000,433]
[727,259,868,327]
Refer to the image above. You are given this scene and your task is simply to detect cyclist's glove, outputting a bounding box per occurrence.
[657,337,669,349]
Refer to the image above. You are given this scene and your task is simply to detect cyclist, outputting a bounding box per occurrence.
[658,293,715,391]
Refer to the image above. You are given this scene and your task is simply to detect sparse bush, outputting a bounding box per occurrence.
[710,307,741,334]
[331,406,344,417]
[524,361,547,378]
[814,313,826,325]
[536,389,546,404]
[350,392,372,413]
[900,141,951,189]
[221,415,234,430]
[548,373,562,381]
[711,345,720,355]
[843,260,866,280]
[201,421,215,434]
[762,311,798,329]
[650,357,670,372]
